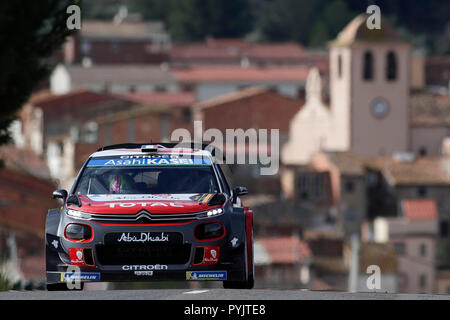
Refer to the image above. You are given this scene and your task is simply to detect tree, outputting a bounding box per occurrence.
[0,0,78,147]
[166,0,254,42]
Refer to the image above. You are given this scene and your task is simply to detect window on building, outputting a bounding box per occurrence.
[298,175,309,200]
[419,147,427,157]
[363,51,374,81]
[155,85,167,92]
[81,121,98,144]
[337,54,343,78]
[419,274,427,289]
[111,42,120,54]
[314,174,323,198]
[440,220,449,237]
[181,107,192,123]
[419,243,427,257]
[386,51,397,81]
[417,186,428,197]
[394,242,405,255]
[81,40,91,55]
[344,180,355,193]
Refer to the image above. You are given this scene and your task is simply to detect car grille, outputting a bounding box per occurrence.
[89,210,198,224]
[96,243,192,265]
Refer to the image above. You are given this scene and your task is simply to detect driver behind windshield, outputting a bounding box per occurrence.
[109,172,137,194]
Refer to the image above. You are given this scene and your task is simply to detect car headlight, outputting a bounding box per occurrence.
[197,208,224,219]
[64,223,93,241]
[66,209,92,220]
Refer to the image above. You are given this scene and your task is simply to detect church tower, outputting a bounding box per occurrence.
[329,15,411,156]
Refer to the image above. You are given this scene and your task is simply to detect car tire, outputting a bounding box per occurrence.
[223,225,254,289]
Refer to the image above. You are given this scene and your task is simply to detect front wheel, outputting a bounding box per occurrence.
[223,221,254,289]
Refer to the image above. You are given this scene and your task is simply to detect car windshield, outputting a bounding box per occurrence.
[73,155,220,195]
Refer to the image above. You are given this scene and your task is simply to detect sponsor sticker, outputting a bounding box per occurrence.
[193,246,220,266]
[186,271,227,281]
[134,271,154,276]
[69,248,85,266]
[87,156,211,167]
[60,272,100,282]
[104,231,183,245]
[122,265,168,271]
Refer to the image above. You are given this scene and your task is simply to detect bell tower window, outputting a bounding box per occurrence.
[386,51,397,81]
[363,51,374,81]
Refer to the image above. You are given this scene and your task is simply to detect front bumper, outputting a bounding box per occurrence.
[46,213,247,284]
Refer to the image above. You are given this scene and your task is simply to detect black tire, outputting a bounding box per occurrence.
[46,282,84,291]
[223,226,254,289]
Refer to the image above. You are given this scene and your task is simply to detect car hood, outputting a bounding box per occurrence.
[68,194,219,214]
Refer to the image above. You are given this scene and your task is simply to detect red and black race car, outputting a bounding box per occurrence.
[45,143,254,290]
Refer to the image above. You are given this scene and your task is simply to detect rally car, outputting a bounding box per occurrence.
[45,143,254,290]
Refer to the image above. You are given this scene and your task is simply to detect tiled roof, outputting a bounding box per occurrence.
[364,156,450,186]
[171,39,305,62]
[401,199,438,221]
[66,65,176,86]
[258,236,311,264]
[115,91,196,107]
[172,66,310,83]
[326,151,365,176]
[194,87,270,109]
[30,88,126,110]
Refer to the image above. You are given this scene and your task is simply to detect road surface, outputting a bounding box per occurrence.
[0,288,448,300]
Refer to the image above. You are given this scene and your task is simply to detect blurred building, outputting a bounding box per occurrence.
[283,15,411,168]
[354,242,398,293]
[172,65,313,101]
[193,86,302,194]
[62,11,171,65]
[254,235,312,289]
[374,199,438,293]
[18,89,195,189]
[50,64,178,95]
[170,37,310,67]
[426,56,450,93]
[365,154,450,270]
[0,145,58,287]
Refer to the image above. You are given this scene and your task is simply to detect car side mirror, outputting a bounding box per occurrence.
[232,186,248,203]
[52,189,68,201]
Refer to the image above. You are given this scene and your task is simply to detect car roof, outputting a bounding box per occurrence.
[90,147,214,159]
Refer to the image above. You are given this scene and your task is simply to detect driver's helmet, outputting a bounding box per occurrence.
[109,173,135,193]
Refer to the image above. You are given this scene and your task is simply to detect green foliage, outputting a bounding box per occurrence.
[0,272,11,291]
[0,0,80,146]
[81,0,450,53]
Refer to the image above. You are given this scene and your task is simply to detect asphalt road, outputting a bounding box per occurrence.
[0,288,449,300]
